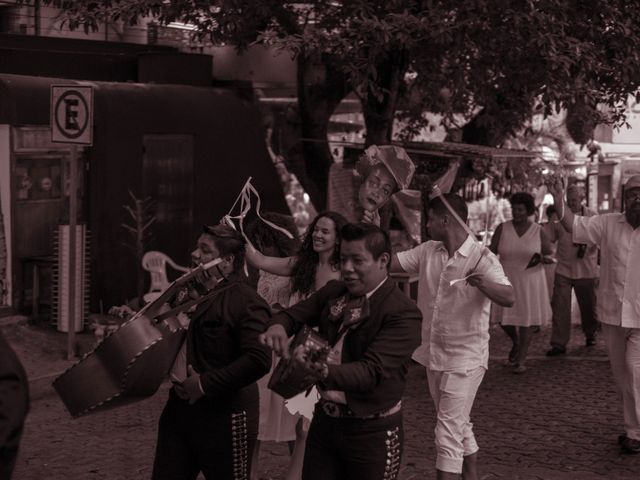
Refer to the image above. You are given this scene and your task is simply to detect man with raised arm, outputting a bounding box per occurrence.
[547,174,640,454]
[545,184,599,356]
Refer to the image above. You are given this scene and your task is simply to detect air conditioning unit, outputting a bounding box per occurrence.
[52,224,90,332]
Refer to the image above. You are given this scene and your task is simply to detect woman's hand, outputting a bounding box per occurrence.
[541,255,557,265]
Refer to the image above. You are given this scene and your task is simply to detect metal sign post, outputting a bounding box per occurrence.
[51,85,93,359]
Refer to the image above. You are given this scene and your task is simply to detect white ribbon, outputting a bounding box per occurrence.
[222,177,295,240]
[221,178,295,276]
[431,184,477,239]
[432,183,490,286]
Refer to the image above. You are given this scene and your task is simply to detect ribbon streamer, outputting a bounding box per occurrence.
[221,178,296,276]
[432,184,491,285]
[431,184,477,239]
[222,177,295,240]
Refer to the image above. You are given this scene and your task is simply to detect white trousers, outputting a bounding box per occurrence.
[601,323,640,440]
[426,366,486,474]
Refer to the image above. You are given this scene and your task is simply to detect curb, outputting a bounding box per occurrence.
[0,314,29,326]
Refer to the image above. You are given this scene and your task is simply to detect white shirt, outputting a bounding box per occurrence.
[573,213,640,327]
[397,236,511,371]
[548,206,599,279]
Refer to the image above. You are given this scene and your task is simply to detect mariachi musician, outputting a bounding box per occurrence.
[261,223,422,480]
[0,331,29,480]
[151,224,271,480]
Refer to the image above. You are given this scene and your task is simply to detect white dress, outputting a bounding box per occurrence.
[282,289,319,423]
[256,271,298,442]
[493,221,551,327]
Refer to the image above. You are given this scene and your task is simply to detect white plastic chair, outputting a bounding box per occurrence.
[141,251,189,303]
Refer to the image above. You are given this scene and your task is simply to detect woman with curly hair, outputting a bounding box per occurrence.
[246,210,347,301]
[490,192,554,374]
[245,210,347,480]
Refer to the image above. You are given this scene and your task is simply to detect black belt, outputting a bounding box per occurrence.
[318,399,401,419]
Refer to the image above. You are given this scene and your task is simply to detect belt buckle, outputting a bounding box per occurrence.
[321,401,343,418]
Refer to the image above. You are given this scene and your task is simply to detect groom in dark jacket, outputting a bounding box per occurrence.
[261,223,422,480]
[0,331,29,480]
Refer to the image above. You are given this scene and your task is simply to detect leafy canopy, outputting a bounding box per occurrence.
[37,0,640,145]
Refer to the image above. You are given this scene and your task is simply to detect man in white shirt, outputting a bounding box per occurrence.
[546,185,599,356]
[391,193,515,480]
[548,174,640,454]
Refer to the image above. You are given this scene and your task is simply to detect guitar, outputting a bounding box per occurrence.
[268,326,330,399]
[53,259,222,418]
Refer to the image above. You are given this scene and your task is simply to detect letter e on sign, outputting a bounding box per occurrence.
[51,85,94,145]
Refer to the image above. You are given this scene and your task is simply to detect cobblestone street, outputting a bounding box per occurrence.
[4,317,639,480]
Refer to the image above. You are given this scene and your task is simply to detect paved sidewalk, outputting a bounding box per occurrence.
[3,316,639,480]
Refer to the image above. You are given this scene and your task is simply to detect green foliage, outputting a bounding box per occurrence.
[35,0,640,146]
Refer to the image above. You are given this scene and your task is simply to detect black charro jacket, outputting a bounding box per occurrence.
[270,277,422,416]
[186,273,272,404]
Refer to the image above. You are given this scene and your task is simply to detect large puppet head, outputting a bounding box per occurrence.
[355,145,415,212]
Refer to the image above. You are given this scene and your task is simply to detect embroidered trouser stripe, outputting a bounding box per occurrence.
[231,411,248,480]
[383,426,401,480]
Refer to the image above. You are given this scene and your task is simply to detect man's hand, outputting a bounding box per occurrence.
[545,175,565,199]
[292,345,329,380]
[108,304,135,318]
[174,365,204,405]
[362,209,376,224]
[465,272,484,288]
[259,325,291,358]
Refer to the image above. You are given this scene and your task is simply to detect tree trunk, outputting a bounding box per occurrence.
[460,110,496,146]
[361,55,408,147]
[285,54,348,210]
[461,93,535,147]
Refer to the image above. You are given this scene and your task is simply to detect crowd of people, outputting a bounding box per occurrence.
[2,143,640,480]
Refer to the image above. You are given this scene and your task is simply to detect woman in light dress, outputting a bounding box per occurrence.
[490,192,553,373]
[246,211,347,480]
[245,212,300,479]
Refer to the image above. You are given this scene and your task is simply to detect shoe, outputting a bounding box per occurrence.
[620,435,640,454]
[511,365,527,374]
[586,337,596,347]
[508,344,519,363]
[618,433,627,445]
[546,347,566,357]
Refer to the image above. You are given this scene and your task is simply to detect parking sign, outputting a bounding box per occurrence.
[51,85,94,145]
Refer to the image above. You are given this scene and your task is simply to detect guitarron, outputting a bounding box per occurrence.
[53,259,221,417]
